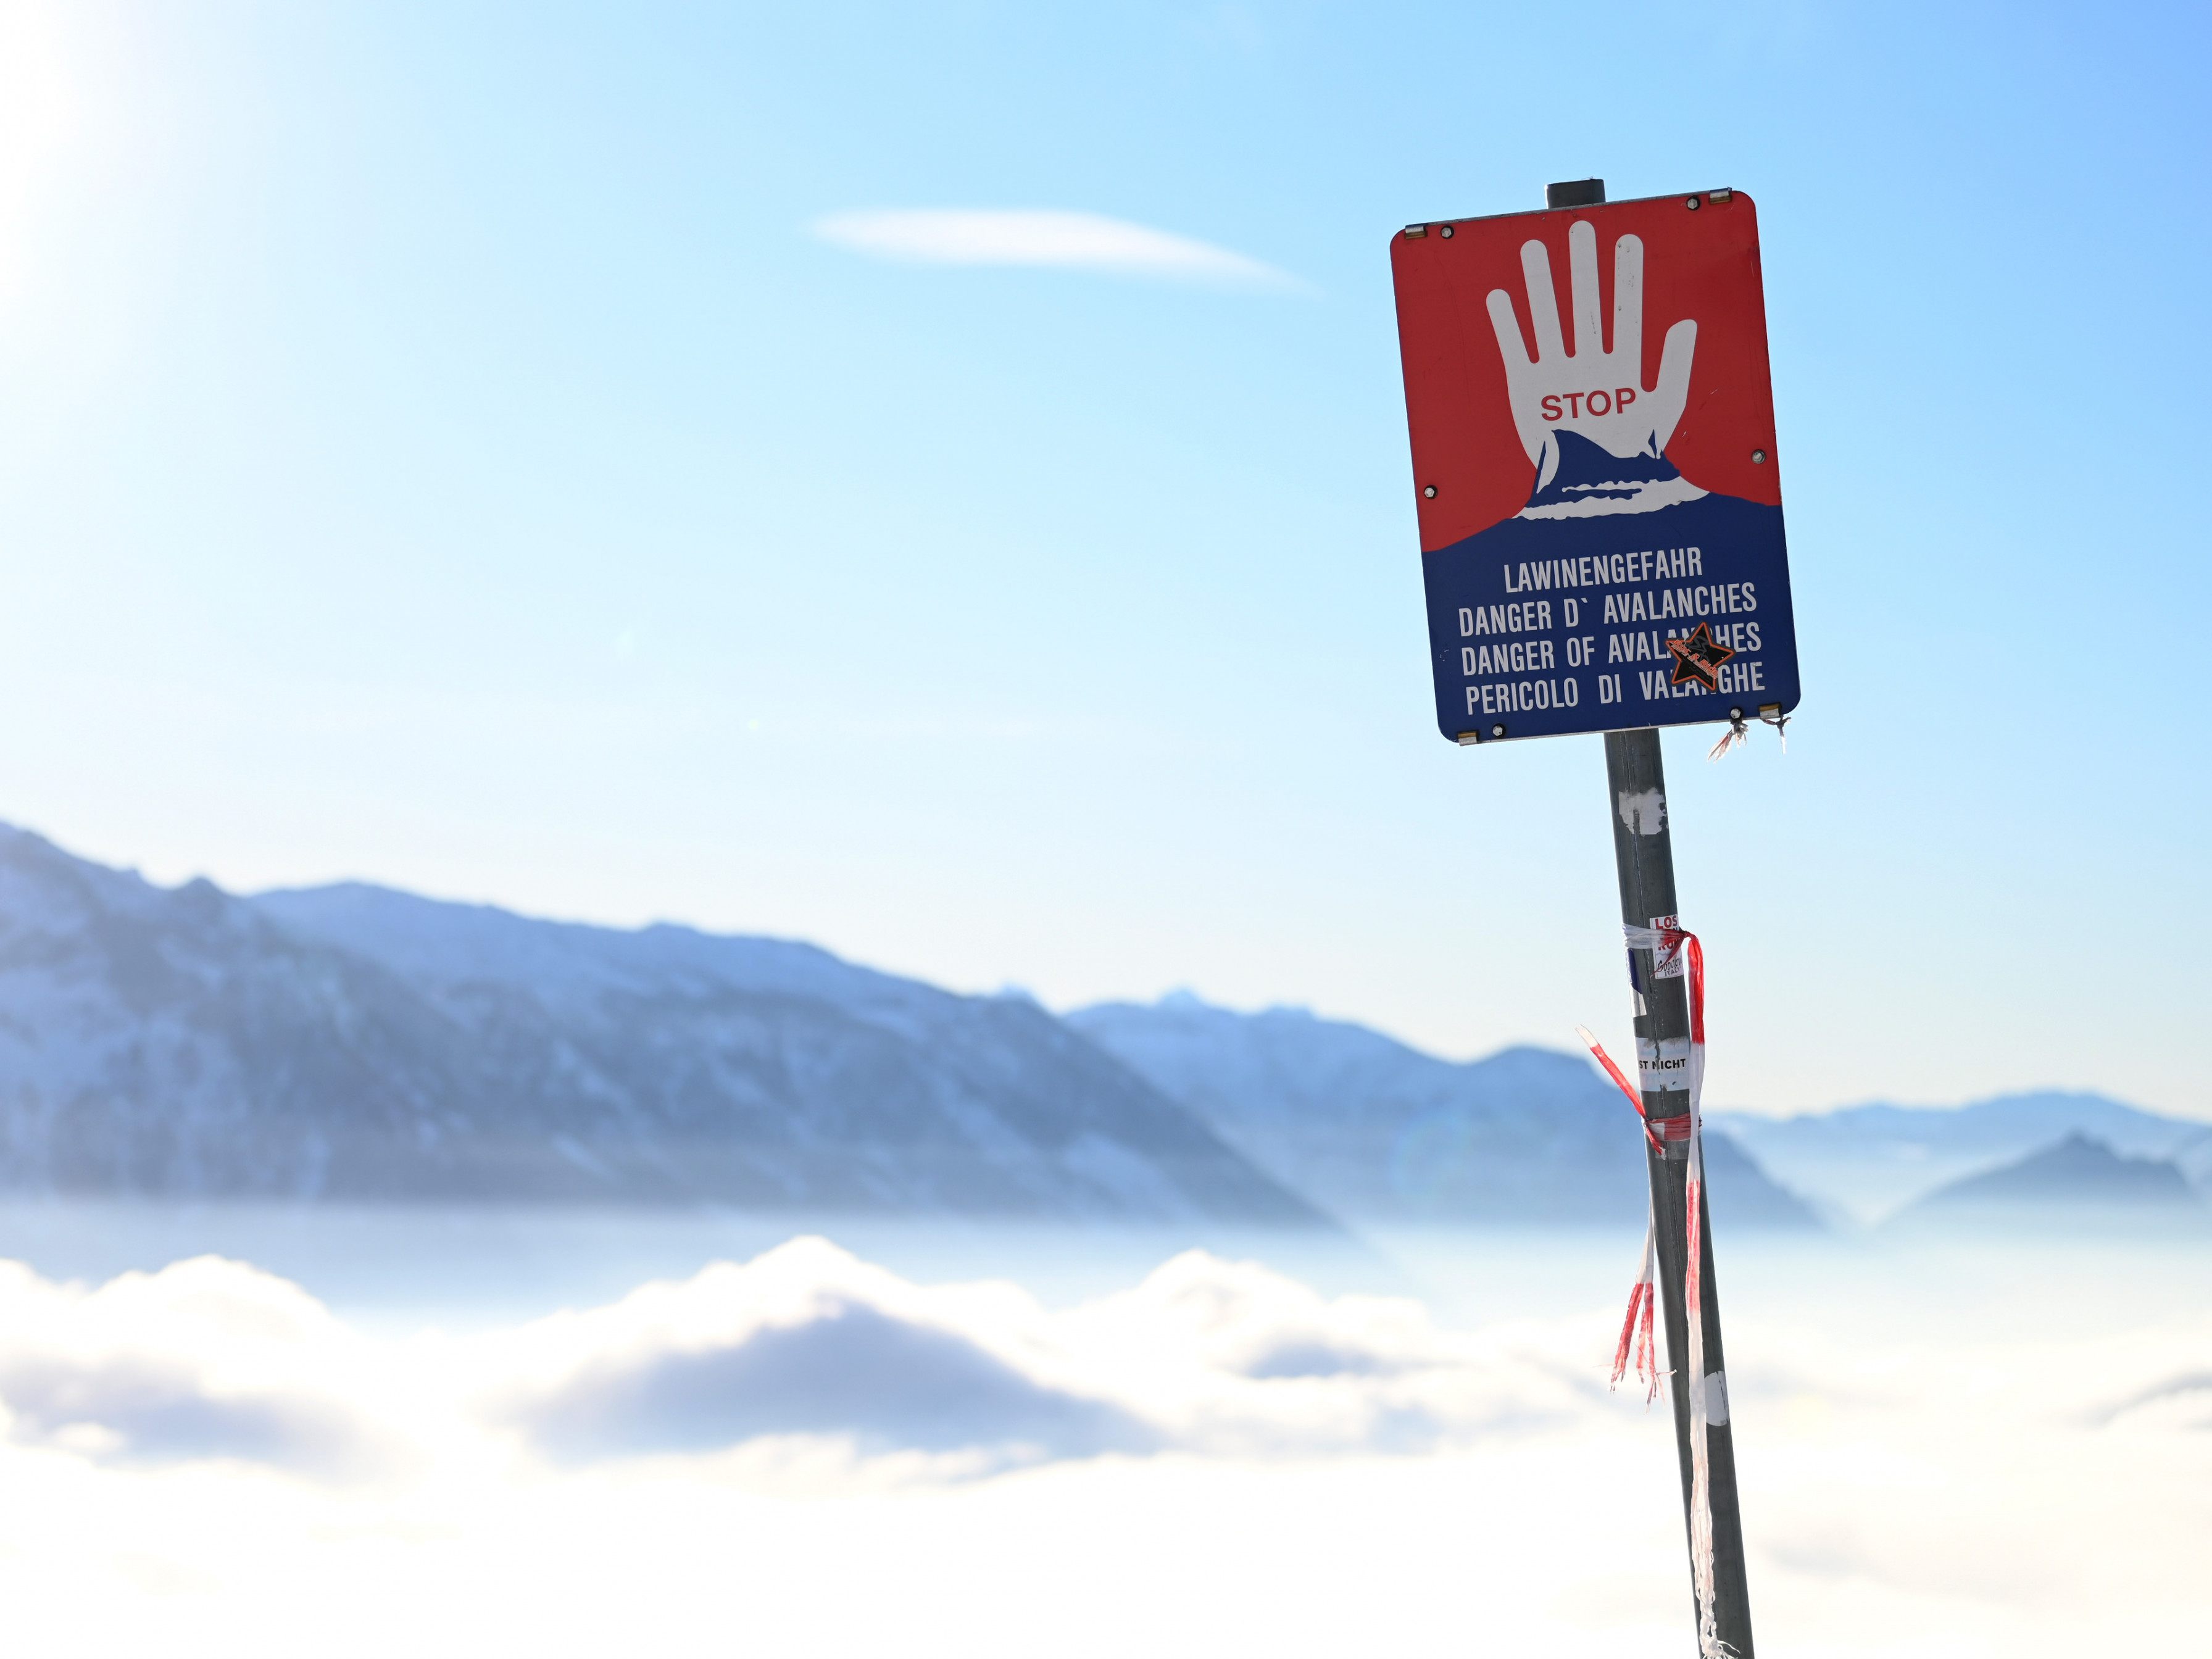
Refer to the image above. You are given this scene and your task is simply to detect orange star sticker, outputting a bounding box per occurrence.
[1666,622,1736,691]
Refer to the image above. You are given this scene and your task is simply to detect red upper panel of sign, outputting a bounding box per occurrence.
[1391,191,1779,551]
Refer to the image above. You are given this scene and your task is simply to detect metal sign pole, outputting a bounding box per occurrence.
[1605,723,1755,1655]
[1551,177,1756,1658]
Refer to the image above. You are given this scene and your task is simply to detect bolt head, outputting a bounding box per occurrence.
[1421,484,1437,499]
[1439,225,1454,238]
[1491,724,1505,738]
[1751,448,1768,464]
[1686,195,1702,209]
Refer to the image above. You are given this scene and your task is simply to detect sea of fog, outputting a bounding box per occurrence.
[0,1204,2202,1657]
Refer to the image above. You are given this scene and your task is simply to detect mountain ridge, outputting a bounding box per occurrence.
[9,817,2187,1234]
[1067,994,1819,1228]
[0,824,1325,1224]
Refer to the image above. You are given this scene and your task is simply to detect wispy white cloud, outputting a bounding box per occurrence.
[812,209,1297,288]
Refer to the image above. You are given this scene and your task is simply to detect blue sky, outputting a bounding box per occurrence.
[1,1,2206,1116]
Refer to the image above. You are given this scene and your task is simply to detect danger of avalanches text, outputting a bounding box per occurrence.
[1453,546,1766,717]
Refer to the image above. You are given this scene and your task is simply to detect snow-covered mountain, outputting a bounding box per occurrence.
[1713,1096,2212,1225]
[32,814,2185,1237]
[0,826,1324,1223]
[1066,994,1819,1227]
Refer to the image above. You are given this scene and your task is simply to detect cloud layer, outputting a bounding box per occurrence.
[813,209,1294,286]
[0,1239,2205,1655]
[0,1257,388,1474]
[481,1238,1589,1471]
[4,1239,2208,1483]
[0,1239,1604,1475]
[504,1256,1159,1468]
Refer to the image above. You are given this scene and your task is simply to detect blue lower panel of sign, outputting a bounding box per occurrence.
[1423,481,1801,744]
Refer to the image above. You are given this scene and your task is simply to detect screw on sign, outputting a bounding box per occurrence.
[1392,185,1800,745]
[1391,180,1793,1659]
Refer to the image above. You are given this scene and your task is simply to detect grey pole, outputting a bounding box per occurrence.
[1546,175,1755,1655]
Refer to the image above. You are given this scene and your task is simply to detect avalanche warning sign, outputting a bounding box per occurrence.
[1390,188,1802,744]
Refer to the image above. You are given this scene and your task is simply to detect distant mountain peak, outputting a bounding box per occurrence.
[1891,1133,2203,1231]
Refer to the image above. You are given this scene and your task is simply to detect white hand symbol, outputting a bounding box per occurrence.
[1485,220,1696,490]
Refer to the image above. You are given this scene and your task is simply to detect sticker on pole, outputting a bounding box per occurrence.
[1390,189,1802,745]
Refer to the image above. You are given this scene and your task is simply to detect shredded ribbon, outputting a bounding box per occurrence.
[1709,705,1790,761]
[1615,1213,1659,1402]
[1579,922,1732,1659]
[1574,1021,1663,1405]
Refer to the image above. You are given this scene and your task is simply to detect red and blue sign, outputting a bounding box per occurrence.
[1391,189,1802,744]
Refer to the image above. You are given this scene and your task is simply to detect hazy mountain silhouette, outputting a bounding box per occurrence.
[1889,1133,2205,1233]
[1715,1096,2212,1224]
[1068,993,1818,1227]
